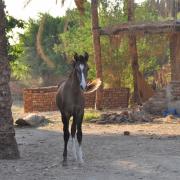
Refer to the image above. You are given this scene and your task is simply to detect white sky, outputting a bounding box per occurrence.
[4,0,145,21]
[4,0,76,21]
[5,0,145,44]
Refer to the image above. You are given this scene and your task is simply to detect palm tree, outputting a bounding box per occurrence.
[0,0,19,159]
[127,0,142,105]
[24,0,85,69]
[25,0,104,109]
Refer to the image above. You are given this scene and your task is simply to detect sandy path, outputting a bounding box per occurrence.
[0,121,180,180]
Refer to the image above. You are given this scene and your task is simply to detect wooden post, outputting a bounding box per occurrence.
[170,33,180,81]
[172,0,178,19]
[91,0,103,110]
[128,0,142,105]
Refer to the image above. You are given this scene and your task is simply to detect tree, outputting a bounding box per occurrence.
[6,14,28,80]
[91,0,103,109]
[127,0,142,105]
[57,0,166,91]
[16,15,70,86]
[23,0,86,85]
[23,0,86,65]
[147,0,180,18]
[0,0,19,159]
[24,0,104,108]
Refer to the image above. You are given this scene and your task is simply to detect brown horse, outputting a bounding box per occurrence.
[56,52,89,166]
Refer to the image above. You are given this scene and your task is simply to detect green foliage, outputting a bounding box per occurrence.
[9,0,171,90]
[135,1,159,22]
[15,14,70,85]
[6,15,24,32]
[99,0,126,26]
[98,0,169,89]
[5,13,28,80]
[84,109,101,121]
[54,2,95,80]
[53,0,170,90]
[10,61,30,80]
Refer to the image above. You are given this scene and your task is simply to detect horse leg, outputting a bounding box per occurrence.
[62,114,70,166]
[76,114,84,163]
[71,118,77,161]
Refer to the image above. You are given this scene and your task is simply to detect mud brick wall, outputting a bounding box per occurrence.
[24,86,129,112]
[167,81,180,114]
[84,92,96,108]
[170,81,180,98]
[102,89,129,109]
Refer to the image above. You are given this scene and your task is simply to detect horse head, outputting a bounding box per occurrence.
[72,52,89,91]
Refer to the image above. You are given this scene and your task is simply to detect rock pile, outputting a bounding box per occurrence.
[90,110,153,124]
[142,89,167,115]
[143,82,180,115]
[15,114,49,127]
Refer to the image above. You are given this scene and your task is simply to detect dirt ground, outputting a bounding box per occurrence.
[0,102,180,180]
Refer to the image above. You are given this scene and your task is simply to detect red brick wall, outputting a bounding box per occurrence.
[102,89,129,109]
[23,86,129,112]
[170,81,180,97]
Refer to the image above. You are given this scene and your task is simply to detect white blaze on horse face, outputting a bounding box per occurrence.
[72,138,77,161]
[79,64,86,90]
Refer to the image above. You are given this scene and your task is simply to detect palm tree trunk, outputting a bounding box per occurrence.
[0,0,19,159]
[127,0,141,105]
[171,0,177,19]
[91,0,103,110]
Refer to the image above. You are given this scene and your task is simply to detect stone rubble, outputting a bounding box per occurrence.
[15,114,49,127]
[90,110,153,124]
[142,82,180,115]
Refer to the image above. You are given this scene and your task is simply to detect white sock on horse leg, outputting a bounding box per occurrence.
[72,138,77,160]
[78,145,84,163]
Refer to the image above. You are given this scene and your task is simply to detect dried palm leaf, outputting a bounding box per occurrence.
[85,78,102,94]
[75,0,85,15]
[36,15,55,68]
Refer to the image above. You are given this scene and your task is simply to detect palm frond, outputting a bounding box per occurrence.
[75,0,85,14]
[61,0,85,14]
[23,0,32,8]
[36,15,55,68]
[61,0,65,6]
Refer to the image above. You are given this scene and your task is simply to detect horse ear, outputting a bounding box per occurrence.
[84,52,89,62]
[74,52,79,61]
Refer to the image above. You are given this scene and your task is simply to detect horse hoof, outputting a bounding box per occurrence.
[78,160,84,167]
[72,152,77,161]
[62,160,68,167]
[79,158,84,164]
[72,157,77,162]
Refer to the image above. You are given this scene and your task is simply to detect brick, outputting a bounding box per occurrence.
[23,87,129,112]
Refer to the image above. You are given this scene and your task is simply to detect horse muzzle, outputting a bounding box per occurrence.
[80,84,87,91]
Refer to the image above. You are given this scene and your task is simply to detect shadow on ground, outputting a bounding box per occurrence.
[0,127,180,180]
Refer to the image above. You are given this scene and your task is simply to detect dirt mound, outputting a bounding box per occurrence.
[90,110,153,124]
